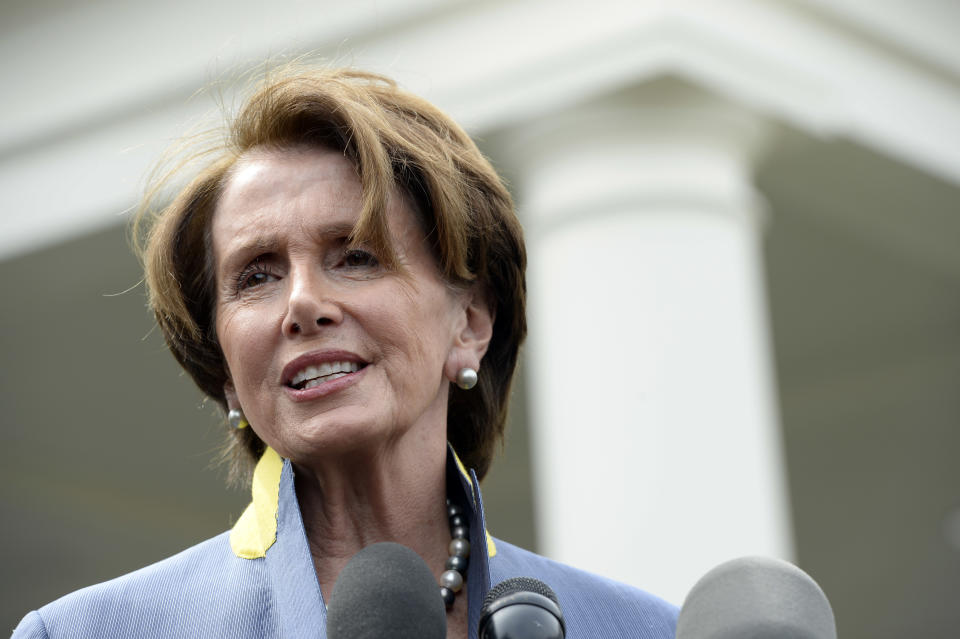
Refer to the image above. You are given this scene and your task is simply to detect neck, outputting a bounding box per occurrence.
[293,433,452,602]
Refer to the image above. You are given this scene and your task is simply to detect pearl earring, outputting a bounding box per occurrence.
[456,367,478,390]
[228,408,249,430]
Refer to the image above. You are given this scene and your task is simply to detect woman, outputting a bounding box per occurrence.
[14,67,677,638]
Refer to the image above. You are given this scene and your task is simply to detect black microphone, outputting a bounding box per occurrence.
[478,576,566,639]
[675,556,836,639]
[326,542,446,639]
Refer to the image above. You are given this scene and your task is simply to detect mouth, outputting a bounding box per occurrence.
[285,360,368,390]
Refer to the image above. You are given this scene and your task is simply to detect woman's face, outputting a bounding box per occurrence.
[211,147,479,463]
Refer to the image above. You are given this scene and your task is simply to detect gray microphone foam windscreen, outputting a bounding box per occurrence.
[326,541,446,639]
[675,556,836,639]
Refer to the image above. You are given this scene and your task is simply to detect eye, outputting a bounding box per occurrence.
[343,248,378,269]
[240,271,275,288]
[236,260,280,291]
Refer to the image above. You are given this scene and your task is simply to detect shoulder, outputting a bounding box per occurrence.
[489,538,678,639]
[14,532,274,639]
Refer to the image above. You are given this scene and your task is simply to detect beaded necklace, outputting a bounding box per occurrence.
[439,499,471,608]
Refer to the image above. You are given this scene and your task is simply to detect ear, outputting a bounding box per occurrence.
[223,378,241,412]
[445,287,495,382]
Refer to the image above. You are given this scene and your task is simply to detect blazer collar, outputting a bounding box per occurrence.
[228,445,496,637]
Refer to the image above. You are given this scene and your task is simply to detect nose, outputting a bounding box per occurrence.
[282,266,343,337]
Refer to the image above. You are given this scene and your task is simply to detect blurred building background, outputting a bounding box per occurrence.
[2,1,959,637]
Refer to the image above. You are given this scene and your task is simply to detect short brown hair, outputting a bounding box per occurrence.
[135,66,526,481]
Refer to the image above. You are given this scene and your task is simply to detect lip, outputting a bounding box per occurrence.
[281,349,368,401]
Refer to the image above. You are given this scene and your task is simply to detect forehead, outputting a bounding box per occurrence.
[210,147,428,269]
[220,147,360,215]
[212,147,362,247]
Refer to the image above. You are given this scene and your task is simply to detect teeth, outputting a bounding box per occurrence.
[292,365,319,386]
[291,361,360,388]
[303,372,349,389]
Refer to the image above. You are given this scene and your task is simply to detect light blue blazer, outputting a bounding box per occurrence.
[14,447,677,638]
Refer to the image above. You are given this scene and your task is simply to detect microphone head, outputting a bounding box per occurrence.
[326,542,446,639]
[479,576,565,639]
[676,556,836,639]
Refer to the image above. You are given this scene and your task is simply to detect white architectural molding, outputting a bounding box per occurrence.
[3,0,959,258]
[798,0,960,78]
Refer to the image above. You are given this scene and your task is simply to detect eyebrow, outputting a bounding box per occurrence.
[217,235,279,278]
[218,222,360,273]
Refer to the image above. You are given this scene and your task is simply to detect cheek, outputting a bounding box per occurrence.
[362,287,455,368]
[216,307,267,384]
[402,289,460,364]
[216,310,240,365]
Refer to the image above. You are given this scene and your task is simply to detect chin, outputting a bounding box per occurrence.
[279,410,397,461]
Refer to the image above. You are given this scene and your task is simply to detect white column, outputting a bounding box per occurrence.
[508,84,793,605]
